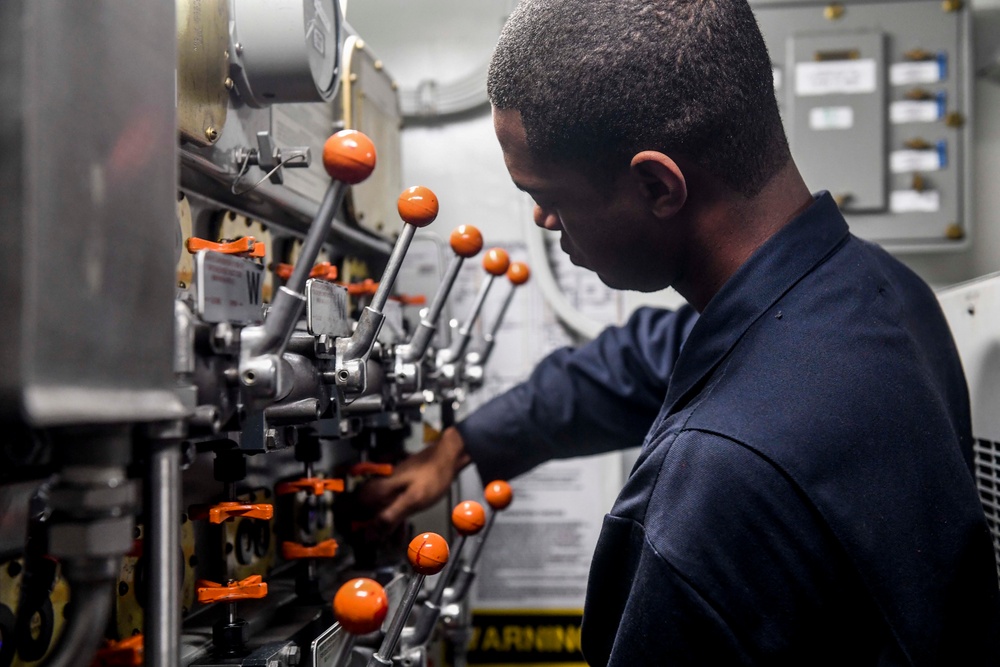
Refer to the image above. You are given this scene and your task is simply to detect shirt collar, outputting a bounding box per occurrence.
[664,191,850,413]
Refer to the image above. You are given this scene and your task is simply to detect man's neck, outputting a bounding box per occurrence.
[674,162,814,312]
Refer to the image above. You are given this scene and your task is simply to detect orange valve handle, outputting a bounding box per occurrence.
[482,247,511,276]
[343,278,379,297]
[276,477,345,496]
[196,575,268,603]
[449,224,484,259]
[334,578,389,635]
[485,480,514,510]
[282,538,339,560]
[189,501,274,524]
[322,130,377,184]
[397,186,439,228]
[407,532,450,576]
[390,293,427,306]
[93,635,144,667]
[349,461,394,477]
[452,500,487,537]
[186,236,266,258]
[274,262,338,282]
[507,261,531,286]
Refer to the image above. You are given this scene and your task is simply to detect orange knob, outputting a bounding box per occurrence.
[449,225,484,258]
[482,248,510,276]
[322,130,377,184]
[452,501,487,536]
[507,262,530,286]
[407,532,449,576]
[485,480,513,510]
[334,578,389,635]
[397,186,439,228]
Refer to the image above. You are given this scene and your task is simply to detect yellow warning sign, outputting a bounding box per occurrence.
[466,610,586,666]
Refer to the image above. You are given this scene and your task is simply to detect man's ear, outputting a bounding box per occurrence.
[629,151,687,218]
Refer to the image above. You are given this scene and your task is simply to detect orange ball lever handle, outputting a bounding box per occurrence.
[373,533,450,663]
[322,130,376,184]
[333,578,389,636]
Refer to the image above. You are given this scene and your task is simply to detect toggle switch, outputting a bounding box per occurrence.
[367,533,449,667]
[446,481,514,605]
[408,502,486,648]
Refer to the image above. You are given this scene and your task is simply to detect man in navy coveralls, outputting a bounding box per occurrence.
[363,0,1000,663]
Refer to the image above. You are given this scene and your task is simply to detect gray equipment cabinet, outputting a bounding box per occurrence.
[751,0,972,252]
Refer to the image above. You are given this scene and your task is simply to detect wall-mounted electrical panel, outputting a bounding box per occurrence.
[752,0,972,252]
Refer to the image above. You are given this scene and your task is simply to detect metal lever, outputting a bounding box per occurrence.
[335,186,438,394]
[442,248,510,364]
[239,130,376,402]
[475,262,530,367]
[331,578,389,667]
[446,481,513,604]
[408,502,486,648]
[368,533,449,667]
[400,225,484,363]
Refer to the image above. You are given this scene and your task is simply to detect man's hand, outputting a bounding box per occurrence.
[356,426,472,531]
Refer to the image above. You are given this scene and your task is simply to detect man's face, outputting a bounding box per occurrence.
[493,108,678,292]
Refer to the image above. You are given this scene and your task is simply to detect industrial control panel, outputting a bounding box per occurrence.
[752,0,972,251]
[0,2,531,667]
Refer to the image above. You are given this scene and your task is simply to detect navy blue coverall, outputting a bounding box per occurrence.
[457,193,1000,665]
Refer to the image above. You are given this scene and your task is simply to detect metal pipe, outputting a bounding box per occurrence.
[40,580,113,667]
[478,285,516,366]
[251,181,348,358]
[404,255,463,362]
[370,224,417,314]
[450,276,496,362]
[144,439,182,667]
[369,574,424,667]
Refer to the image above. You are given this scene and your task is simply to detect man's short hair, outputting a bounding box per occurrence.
[488,0,790,197]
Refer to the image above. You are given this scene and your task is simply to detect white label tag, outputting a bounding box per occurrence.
[795,59,878,96]
[306,279,350,337]
[890,100,942,124]
[890,148,944,174]
[194,251,265,324]
[890,61,942,86]
[890,189,940,213]
[809,106,854,130]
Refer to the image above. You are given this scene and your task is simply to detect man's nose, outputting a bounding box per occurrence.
[533,205,561,231]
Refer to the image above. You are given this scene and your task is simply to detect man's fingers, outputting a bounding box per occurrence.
[356,473,405,508]
[377,488,420,530]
